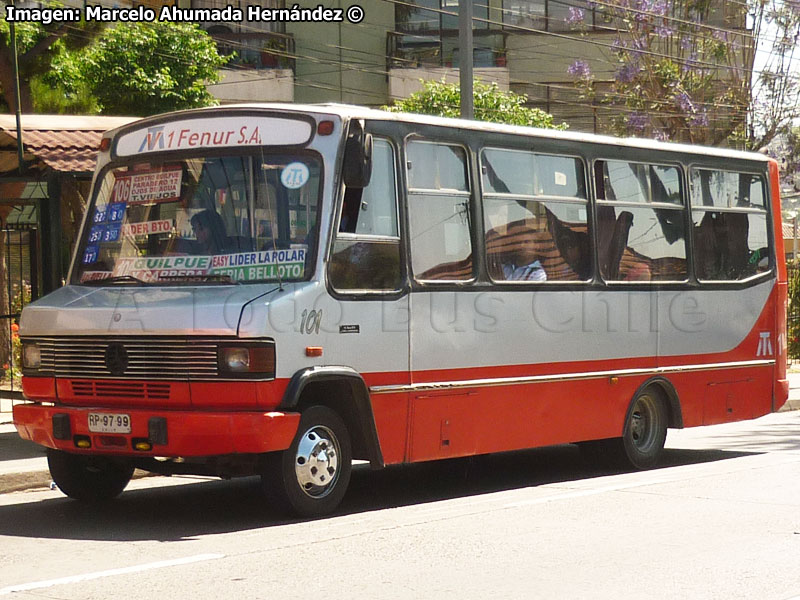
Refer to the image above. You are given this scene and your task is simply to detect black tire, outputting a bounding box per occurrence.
[260,406,352,518]
[47,449,134,502]
[579,388,668,470]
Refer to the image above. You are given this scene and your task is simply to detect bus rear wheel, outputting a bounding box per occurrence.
[260,405,352,518]
[47,449,134,502]
[579,388,668,470]
[615,388,668,469]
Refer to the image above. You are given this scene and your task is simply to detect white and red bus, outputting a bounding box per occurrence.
[13,104,788,516]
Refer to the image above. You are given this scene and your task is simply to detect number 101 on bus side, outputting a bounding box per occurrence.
[12,104,788,517]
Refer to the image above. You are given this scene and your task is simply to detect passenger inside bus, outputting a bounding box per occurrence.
[548,213,591,280]
[500,234,547,281]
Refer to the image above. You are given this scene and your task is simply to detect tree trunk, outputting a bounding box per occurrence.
[0,48,34,113]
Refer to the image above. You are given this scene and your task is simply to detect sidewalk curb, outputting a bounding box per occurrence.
[780,398,800,412]
[0,471,52,494]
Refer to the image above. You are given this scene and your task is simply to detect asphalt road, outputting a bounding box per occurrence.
[2,411,800,599]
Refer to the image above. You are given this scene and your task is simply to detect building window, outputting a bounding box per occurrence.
[502,0,596,32]
[397,0,489,33]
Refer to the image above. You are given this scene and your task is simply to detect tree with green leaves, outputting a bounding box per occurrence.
[384,79,567,130]
[73,22,229,116]
[0,16,102,112]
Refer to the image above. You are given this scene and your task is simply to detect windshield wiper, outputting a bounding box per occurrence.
[83,275,149,286]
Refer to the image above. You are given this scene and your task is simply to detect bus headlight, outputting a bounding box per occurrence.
[22,342,41,370]
[218,343,275,379]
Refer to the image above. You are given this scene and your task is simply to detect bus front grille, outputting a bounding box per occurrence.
[28,336,223,381]
[71,380,172,400]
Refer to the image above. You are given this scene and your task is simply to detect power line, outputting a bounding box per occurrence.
[39,3,798,134]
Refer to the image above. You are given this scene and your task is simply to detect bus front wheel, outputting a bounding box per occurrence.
[261,405,352,518]
[47,449,134,502]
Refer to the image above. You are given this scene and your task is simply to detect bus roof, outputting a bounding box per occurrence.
[112,102,771,165]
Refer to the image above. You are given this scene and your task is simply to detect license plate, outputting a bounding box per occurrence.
[88,412,131,434]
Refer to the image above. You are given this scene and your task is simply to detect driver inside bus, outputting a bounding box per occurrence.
[190,209,227,255]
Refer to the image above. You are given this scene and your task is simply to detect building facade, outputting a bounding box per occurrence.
[191,0,753,136]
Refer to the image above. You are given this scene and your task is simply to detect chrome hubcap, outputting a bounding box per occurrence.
[294,425,340,498]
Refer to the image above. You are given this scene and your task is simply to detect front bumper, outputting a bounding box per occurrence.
[13,402,300,457]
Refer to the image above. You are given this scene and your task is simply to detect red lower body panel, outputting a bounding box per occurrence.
[13,402,300,457]
[775,378,789,411]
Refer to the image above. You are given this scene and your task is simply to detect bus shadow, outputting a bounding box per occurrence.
[0,444,755,542]
[341,445,754,514]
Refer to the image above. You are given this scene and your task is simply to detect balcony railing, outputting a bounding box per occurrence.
[211,31,296,73]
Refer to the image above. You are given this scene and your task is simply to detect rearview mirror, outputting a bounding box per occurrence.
[343,119,372,188]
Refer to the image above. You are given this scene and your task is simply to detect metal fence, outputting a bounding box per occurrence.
[788,264,800,365]
[1,223,38,406]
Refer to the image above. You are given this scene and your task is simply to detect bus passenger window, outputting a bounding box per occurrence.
[595,160,687,282]
[407,141,473,281]
[330,138,402,291]
[690,169,770,281]
[482,148,590,282]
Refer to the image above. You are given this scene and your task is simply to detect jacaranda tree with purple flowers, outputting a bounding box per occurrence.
[566,0,800,151]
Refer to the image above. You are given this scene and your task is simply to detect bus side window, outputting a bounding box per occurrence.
[482,148,591,283]
[407,141,473,281]
[329,138,403,292]
[595,160,687,282]
[690,169,770,281]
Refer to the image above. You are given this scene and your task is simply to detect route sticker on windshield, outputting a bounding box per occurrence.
[83,245,99,264]
[113,167,183,205]
[102,223,122,242]
[92,207,107,224]
[280,162,309,189]
[111,248,307,283]
[122,219,172,237]
[80,271,112,283]
[88,225,105,244]
[108,202,127,222]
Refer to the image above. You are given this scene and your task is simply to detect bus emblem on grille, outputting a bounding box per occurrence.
[105,343,129,376]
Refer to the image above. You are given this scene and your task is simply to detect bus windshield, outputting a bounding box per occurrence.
[73,152,321,284]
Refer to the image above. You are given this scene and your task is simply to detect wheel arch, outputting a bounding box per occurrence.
[631,376,683,429]
[280,366,384,469]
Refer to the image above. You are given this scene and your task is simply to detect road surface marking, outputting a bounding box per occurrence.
[503,479,672,508]
[0,553,225,596]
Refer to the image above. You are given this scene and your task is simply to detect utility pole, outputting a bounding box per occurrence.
[9,0,25,174]
[458,0,473,120]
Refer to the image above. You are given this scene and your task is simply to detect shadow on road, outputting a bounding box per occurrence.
[0,431,46,462]
[0,444,755,542]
